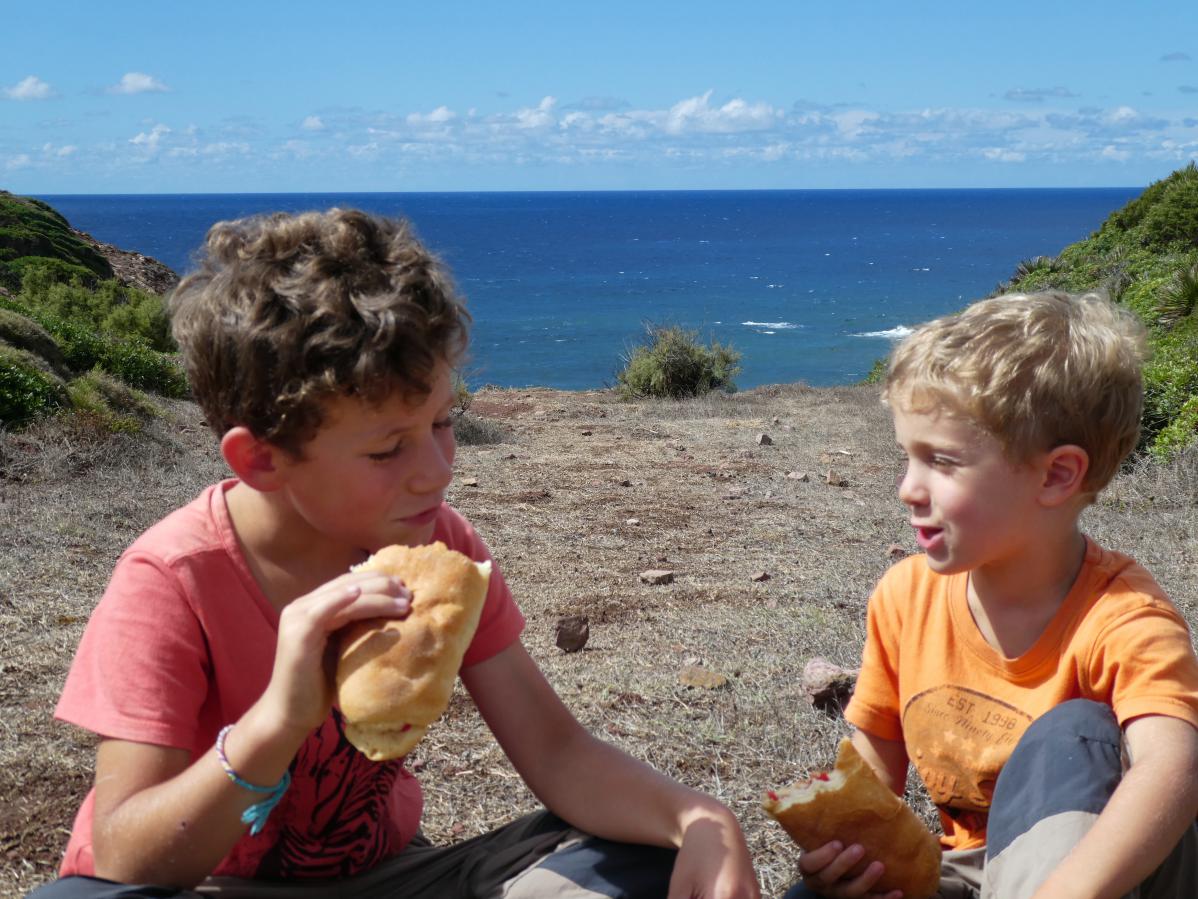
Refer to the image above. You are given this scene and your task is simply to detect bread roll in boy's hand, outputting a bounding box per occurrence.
[763,738,941,898]
[334,541,491,761]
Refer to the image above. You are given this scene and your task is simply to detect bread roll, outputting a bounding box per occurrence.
[334,541,491,761]
[763,738,941,898]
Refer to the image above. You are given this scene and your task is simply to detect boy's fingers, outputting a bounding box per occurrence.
[797,841,843,875]
[812,843,866,885]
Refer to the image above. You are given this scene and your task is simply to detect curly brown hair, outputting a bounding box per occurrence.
[170,208,470,455]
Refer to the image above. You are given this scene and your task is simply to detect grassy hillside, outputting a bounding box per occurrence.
[0,192,184,433]
[0,191,114,291]
[996,163,1198,458]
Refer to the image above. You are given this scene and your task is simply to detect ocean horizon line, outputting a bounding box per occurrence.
[30,185,1144,200]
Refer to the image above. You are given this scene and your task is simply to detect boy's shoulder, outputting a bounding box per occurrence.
[122,479,234,568]
[1076,539,1183,627]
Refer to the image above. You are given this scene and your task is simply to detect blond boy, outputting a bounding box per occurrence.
[30,209,758,899]
[789,292,1198,899]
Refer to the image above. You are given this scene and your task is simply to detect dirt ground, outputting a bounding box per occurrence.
[2,384,1196,898]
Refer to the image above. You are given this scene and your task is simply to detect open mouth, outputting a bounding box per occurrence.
[914,526,943,550]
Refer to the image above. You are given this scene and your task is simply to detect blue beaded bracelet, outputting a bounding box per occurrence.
[215,724,291,836]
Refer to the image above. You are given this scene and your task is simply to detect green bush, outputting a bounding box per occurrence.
[17,267,174,351]
[617,324,740,399]
[1142,315,1198,448]
[1137,167,1198,250]
[0,296,188,399]
[0,192,113,291]
[66,369,160,435]
[1151,395,1198,460]
[0,343,69,426]
[0,308,69,378]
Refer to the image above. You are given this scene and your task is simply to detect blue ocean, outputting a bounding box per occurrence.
[38,190,1140,390]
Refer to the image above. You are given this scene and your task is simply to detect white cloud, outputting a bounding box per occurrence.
[109,72,170,95]
[4,75,54,101]
[982,147,1027,162]
[516,96,557,130]
[407,106,456,126]
[130,123,172,153]
[664,91,778,134]
[1100,145,1131,161]
[5,154,33,170]
[42,142,77,158]
[301,115,325,131]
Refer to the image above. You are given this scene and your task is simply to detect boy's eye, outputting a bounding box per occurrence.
[434,417,454,430]
[367,443,404,461]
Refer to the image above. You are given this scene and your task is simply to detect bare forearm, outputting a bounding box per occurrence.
[94,704,307,887]
[523,729,735,848]
[1029,761,1198,899]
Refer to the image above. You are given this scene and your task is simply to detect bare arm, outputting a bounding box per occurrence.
[1028,715,1198,899]
[91,570,408,887]
[850,729,909,796]
[462,641,759,899]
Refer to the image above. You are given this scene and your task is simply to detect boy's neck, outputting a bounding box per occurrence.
[225,482,368,611]
[965,526,1087,659]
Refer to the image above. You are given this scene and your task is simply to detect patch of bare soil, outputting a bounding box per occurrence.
[2,386,1195,898]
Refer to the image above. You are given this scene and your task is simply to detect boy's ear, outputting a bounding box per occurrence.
[220,426,286,491]
[1038,444,1089,507]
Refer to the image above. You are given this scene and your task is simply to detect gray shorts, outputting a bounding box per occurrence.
[27,811,677,899]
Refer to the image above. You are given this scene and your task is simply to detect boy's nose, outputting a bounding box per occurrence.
[897,465,926,507]
[409,436,454,494]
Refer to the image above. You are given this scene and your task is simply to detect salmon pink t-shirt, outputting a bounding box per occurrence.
[845,538,1198,852]
[55,479,525,880]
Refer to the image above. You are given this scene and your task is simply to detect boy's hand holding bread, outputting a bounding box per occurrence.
[764,738,941,898]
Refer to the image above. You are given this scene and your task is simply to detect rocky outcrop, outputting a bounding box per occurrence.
[70,228,179,296]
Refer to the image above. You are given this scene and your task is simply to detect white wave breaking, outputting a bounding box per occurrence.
[742,320,801,330]
[854,325,915,340]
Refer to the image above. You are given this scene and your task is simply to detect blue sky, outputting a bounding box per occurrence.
[3,1,1196,193]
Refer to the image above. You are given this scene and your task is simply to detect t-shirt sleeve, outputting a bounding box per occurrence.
[436,509,525,668]
[844,568,906,742]
[55,552,211,750]
[1086,594,1198,731]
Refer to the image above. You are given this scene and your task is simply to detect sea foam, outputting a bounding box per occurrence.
[854,325,914,340]
[742,321,801,330]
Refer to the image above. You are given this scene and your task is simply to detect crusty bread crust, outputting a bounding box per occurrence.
[763,738,942,898]
[334,542,491,761]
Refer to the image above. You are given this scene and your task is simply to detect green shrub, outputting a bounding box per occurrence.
[0,192,113,293]
[0,296,188,398]
[617,324,741,399]
[1142,315,1198,447]
[453,412,508,445]
[862,357,888,385]
[0,308,69,378]
[1137,168,1198,250]
[0,343,69,426]
[1154,264,1198,327]
[17,268,174,351]
[1151,395,1198,460]
[66,370,158,435]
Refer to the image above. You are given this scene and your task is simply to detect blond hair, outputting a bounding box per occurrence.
[884,291,1146,497]
[170,209,469,455]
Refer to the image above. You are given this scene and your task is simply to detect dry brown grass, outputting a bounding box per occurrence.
[2,385,1196,898]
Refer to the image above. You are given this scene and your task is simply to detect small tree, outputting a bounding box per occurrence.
[616,324,740,399]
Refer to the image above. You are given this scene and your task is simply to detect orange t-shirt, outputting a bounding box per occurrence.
[845,537,1198,851]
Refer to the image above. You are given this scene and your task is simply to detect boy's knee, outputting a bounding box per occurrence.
[987,700,1122,862]
[1021,699,1120,746]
